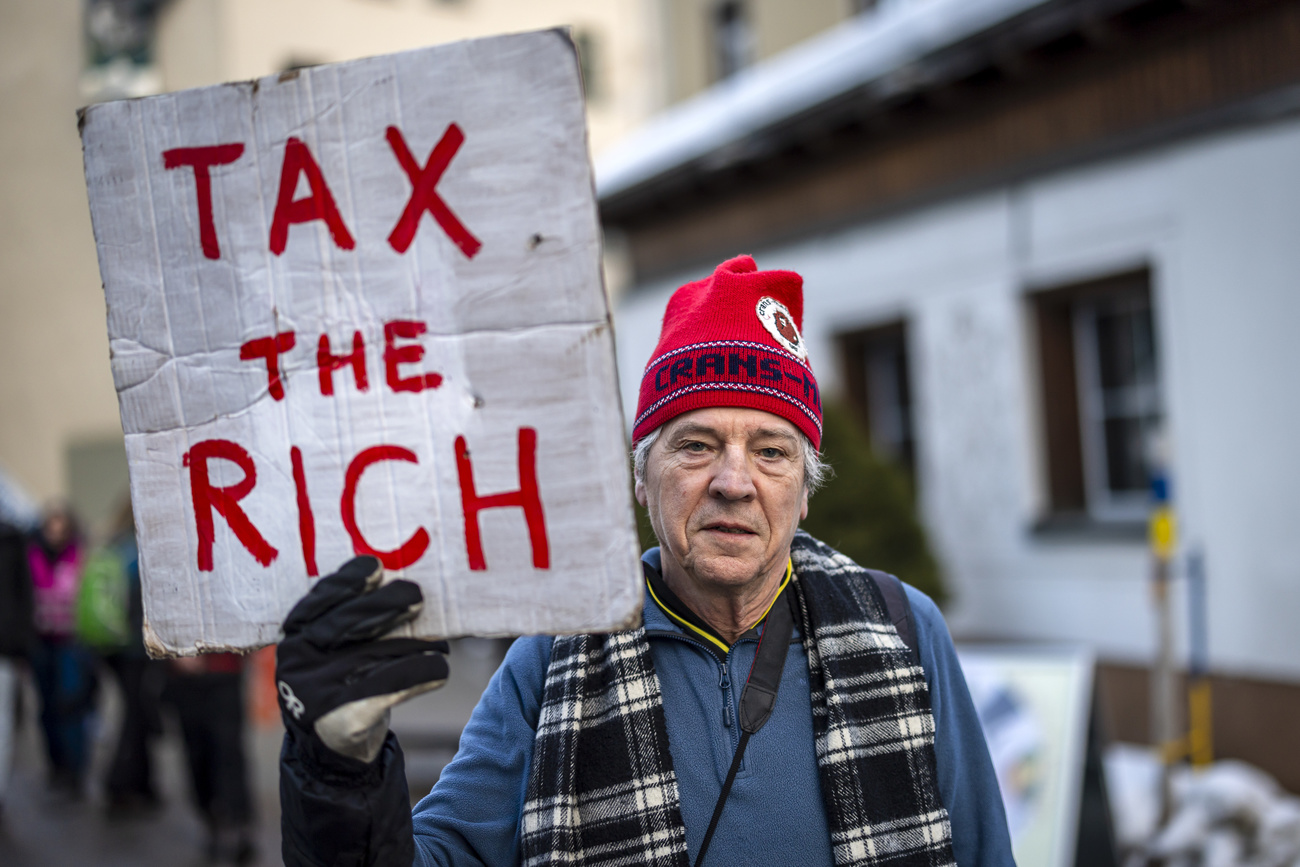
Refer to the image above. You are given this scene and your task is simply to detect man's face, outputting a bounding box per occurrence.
[636,407,809,596]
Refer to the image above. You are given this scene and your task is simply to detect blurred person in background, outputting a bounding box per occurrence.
[165,651,256,865]
[100,500,164,817]
[26,503,96,799]
[0,516,35,821]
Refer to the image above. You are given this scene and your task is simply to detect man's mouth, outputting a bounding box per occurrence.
[703,523,755,535]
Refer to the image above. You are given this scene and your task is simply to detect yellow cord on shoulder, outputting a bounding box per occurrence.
[647,559,793,655]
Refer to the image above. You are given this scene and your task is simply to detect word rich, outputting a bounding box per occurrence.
[184,428,550,578]
[162,123,480,261]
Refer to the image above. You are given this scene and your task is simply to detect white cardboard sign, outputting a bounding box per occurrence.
[80,30,643,655]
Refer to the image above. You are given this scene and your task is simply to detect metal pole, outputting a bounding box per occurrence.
[1186,547,1213,767]
[1149,475,1179,824]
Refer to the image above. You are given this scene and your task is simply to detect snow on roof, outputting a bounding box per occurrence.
[596,0,1052,200]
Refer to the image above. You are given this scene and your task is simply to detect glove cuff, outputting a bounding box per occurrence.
[285,721,396,786]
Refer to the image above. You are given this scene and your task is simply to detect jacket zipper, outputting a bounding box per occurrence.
[719,661,733,728]
[645,629,755,747]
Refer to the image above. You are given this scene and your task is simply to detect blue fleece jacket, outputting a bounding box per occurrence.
[410,550,1015,866]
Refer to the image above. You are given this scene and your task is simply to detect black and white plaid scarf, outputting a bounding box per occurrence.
[520,532,955,866]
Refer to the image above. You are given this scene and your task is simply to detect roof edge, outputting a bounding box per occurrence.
[595,0,1052,200]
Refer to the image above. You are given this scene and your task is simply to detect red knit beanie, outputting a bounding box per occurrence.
[633,255,822,448]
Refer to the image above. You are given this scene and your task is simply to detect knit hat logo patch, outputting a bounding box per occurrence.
[756,296,807,361]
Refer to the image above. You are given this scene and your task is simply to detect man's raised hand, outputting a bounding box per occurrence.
[276,556,449,764]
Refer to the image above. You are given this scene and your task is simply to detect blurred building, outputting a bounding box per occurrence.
[602,0,1300,789]
[659,0,876,103]
[0,0,662,537]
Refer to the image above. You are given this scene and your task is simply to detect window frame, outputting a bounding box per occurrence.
[837,318,917,482]
[1071,292,1163,522]
[1029,268,1162,528]
[711,0,754,82]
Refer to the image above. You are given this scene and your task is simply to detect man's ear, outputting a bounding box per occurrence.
[799,487,809,522]
[635,477,648,508]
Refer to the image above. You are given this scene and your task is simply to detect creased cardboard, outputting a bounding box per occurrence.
[80,30,642,656]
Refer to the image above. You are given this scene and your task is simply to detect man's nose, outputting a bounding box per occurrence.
[709,445,757,501]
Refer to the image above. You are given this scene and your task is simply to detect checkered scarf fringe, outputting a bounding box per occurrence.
[520,532,955,866]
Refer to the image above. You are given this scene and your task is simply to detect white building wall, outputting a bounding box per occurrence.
[0,0,125,508]
[612,115,1300,682]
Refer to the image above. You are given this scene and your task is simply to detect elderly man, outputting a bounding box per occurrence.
[277,257,1015,866]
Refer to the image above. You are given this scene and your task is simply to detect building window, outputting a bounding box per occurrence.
[1032,270,1163,524]
[712,1,754,82]
[82,0,166,101]
[838,320,916,479]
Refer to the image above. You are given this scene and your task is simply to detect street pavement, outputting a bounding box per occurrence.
[0,638,505,866]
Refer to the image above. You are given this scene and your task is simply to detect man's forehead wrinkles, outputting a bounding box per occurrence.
[664,421,798,444]
[666,421,719,439]
[751,428,798,443]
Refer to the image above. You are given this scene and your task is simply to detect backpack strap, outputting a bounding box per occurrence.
[867,570,920,664]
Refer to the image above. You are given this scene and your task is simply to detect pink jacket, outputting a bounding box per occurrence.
[28,542,81,638]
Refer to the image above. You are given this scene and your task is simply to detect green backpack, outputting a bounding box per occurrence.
[74,548,130,650]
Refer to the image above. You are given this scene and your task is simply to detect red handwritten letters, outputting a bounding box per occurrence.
[239,331,296,401]
[162,144,245,259]
[457,429,548,571]
[384,320,445,393]
[317,332,369,396]
[385,124,481,258]
[340,445,431,571]
[184,440,279,571]
[186,429,549,577]
[198,320,548,575]
[167,123,550,578]
[269,137,356,254]
[164,125,480,261]
[239,324,444,400]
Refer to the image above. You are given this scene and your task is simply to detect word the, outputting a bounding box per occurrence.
[240,320,444,401]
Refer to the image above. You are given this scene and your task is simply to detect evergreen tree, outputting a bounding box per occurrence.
[800,402,946,604]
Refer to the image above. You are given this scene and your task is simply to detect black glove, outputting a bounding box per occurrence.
[276,556,449,764]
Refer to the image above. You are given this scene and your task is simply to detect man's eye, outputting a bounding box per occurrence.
[683,441,709,453]
[759,447,785,459]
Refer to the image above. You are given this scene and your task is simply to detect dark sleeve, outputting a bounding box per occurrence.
[280,727,416,867]
[906,585,1018,867]
[280,635,554,867]
[0,530,33,657]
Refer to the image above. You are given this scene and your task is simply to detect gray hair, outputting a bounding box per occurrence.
[632,425,828,494]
